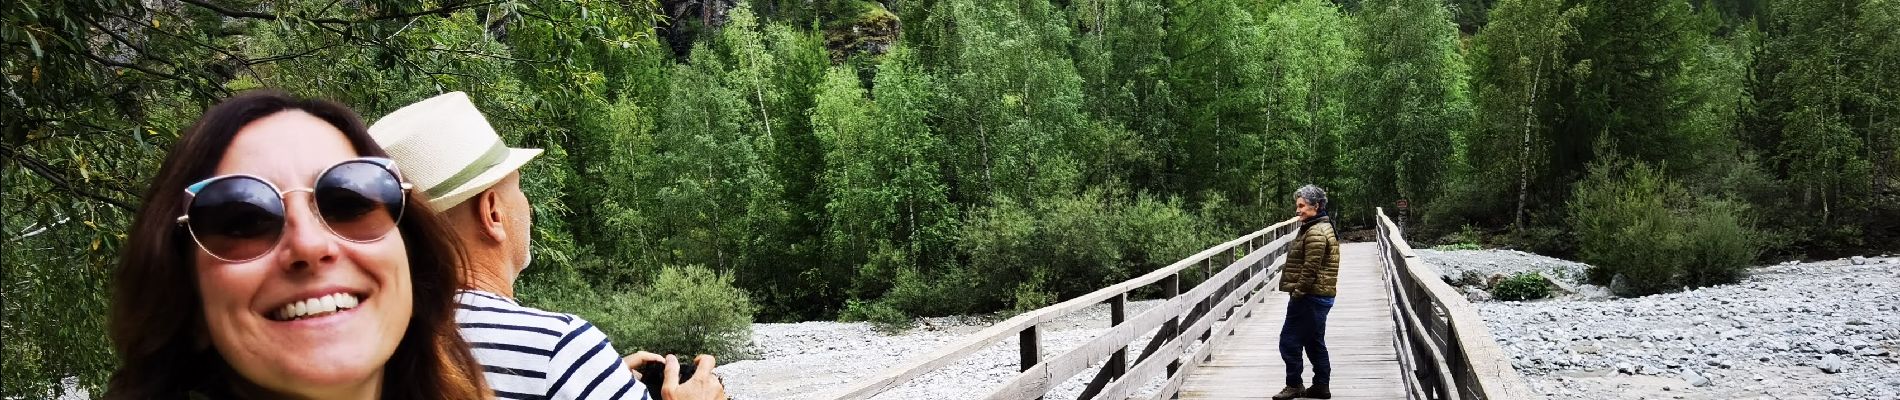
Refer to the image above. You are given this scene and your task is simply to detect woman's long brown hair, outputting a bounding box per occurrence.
[105,91,487,399]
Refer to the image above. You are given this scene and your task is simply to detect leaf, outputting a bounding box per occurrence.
[26,33,41,58]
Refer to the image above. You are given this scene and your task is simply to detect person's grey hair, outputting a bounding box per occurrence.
[1296,184,1328,211]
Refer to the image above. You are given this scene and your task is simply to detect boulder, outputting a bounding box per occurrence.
[1681,370,1712,387]
[1816,355,1844,374]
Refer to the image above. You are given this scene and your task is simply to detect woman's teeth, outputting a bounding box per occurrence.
[274,293,361,321]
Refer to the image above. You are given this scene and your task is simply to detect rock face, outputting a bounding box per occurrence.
[824,1,900,62]
[1475,256,1900,399]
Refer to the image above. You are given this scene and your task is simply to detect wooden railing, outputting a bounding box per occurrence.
[1375,207,1541,400]
[824,218,1304,400]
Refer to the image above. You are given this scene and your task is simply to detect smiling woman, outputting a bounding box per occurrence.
[104,91,488,399]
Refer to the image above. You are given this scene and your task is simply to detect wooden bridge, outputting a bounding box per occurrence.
[822,208,1540,400]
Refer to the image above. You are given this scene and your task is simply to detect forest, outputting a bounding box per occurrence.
[4,0,1896,396]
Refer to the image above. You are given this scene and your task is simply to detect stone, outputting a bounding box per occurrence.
[1681,370,1713,387]
[1817,355,1844,374]
[1851,256,1868,265]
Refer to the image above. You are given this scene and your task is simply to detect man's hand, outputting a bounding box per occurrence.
[662,354,726,400]
[625,351,665,379]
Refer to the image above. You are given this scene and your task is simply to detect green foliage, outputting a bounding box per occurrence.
[838,299,912,331]
[1570,159,1761,296]
[1570,160,1689,294]
[1349,0,1471,218]
[1490,272,1553,301]
[1434,243,1483,251]
[956,188,1215,313]
[1679,199,1759,287]
[588,265,758,357]
[1465,0,1576,229]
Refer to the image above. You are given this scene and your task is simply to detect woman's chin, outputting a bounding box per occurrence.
[252,348,388,392]
[242,307,398,391]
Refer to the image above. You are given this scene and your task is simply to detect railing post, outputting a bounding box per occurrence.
[1021,325,1043,400]
[1165,273,1182,378]
[1109,294,1128,377]
[1021,325,1041,372]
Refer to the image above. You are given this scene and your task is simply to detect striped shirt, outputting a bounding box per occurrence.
[456,290,650,399]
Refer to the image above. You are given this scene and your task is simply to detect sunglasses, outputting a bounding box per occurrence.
[175,157,414,263]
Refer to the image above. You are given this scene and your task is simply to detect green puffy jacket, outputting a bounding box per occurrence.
[1280,216,1340,297]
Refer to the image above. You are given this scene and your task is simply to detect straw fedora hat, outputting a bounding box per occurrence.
[369,92,542,211]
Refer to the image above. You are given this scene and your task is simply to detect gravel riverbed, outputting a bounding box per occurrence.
[719,300,1186,400]
[1424,249,1900,399]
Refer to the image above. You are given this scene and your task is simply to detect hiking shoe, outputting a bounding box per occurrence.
[1302,384,1332,399]
[1271,386,1304,400]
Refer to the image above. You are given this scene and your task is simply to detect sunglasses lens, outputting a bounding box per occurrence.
[188,177,286,261]
[315,161,405,241]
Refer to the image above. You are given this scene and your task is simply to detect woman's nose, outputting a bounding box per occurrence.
[280,194,339,268]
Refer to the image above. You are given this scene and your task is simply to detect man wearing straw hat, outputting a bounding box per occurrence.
[372,92,724,400]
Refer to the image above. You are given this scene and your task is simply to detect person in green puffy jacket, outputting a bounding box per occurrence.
[1273,184,1339,400]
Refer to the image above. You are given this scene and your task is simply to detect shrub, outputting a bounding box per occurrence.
[1433,243,1482,251]
[600,265,757,357]
[839,299,912,332]
[1570,160,1687,296]
[1490,272,1553,301]
[1569,159,1761,296]
[880,266,984,317]
[1679,200,1757,287]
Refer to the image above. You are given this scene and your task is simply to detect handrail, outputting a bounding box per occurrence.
[824,217,1304,400]
[1375,207,1541,400]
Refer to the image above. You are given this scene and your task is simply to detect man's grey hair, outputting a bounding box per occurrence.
[1296,184,1328,211]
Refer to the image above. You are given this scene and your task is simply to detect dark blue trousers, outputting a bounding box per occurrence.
[1279,294,1334,387]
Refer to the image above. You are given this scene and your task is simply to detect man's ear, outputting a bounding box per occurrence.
[474,189,509,244]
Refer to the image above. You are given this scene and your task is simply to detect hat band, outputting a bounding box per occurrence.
[425,140,510,198]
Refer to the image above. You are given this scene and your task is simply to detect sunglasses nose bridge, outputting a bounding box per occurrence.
[277,189,341,265]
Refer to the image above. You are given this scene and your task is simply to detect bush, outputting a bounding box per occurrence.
[1489,272,1553,301]
[879,266,984,317]
[1570,160,1686,295]
[1679,200,1758,287]
[1569,160,1761,296]
[838,299,911,332]
[1433,243,1482,251]
[595,265,757,357]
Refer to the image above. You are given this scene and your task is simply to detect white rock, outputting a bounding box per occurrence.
[1682,370,1712,387]
[1817,355,1845,374]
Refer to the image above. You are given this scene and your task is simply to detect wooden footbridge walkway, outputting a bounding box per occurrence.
[1175,242,1401,399]
[823,209,1540,400]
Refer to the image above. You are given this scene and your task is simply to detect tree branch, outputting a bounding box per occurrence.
[178,0,506,24]
[0,144,137,212]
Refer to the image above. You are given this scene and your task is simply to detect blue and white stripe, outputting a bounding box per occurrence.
[457,290,648,399]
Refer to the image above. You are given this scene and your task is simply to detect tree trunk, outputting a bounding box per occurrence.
[1513,53,1544,232]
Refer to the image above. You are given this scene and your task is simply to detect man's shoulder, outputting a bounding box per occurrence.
[456,290,592,333]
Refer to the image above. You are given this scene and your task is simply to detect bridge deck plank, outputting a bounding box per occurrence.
[1178,242,1406,399]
